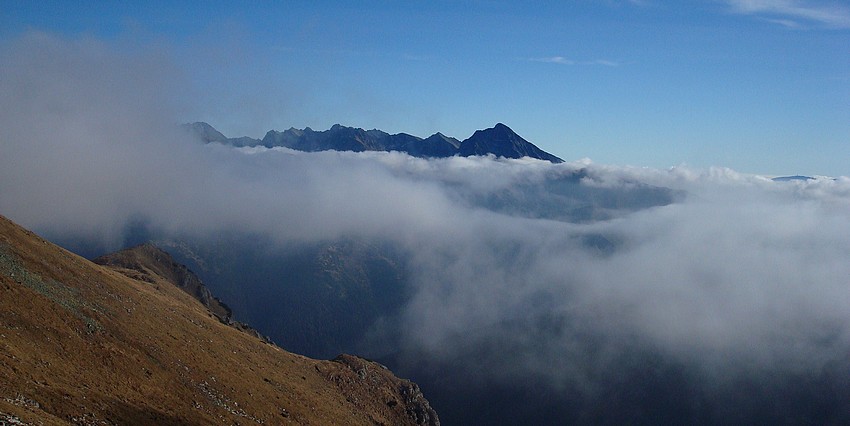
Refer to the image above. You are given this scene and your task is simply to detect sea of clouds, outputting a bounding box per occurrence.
[3,33,850,411]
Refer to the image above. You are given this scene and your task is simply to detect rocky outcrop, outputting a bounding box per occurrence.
[94,243,231,320]
[319,354,440,426]
[94,243,273,343]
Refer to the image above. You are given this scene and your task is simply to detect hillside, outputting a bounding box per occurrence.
[93,243,234,323]
[0,214,438,425]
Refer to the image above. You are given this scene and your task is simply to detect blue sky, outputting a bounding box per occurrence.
[2,0,848,176]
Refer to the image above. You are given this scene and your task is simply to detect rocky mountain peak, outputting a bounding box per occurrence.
[459,124,564,163]
[183,121,228,144]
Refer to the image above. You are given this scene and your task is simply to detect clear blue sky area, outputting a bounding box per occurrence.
[2,1,848,176]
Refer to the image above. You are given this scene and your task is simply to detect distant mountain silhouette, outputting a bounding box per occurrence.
[416,133,462,157]
[182,122,260,147]
[185,122,562,163]
[458,123,563,163]
[184,121,228,143]
[772,175,814,182]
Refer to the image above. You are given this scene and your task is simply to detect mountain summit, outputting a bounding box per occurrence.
[186,122,563,163]
[459,123,564,163]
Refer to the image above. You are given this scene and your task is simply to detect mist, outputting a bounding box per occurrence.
[4,32,850,422]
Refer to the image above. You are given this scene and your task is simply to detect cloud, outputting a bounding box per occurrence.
[724,0,850,28]
[3,31,850,421]
[529,56,575,65]
[396,167,850,361]
[763,17,804,27]
[0,31,454,249]
[529,56,621,66]
[0,31,193,246]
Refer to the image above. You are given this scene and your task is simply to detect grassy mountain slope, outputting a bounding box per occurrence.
[0,214,438,425]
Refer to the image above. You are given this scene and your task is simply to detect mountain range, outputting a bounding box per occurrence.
[184,122,565,163]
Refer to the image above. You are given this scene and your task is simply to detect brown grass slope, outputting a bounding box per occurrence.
[92,243,234,322]
[0,214,439,426]
[90,243,270,342]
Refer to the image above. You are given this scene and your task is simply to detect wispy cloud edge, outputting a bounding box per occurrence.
[528,56,621,66]
[725,0,850,29]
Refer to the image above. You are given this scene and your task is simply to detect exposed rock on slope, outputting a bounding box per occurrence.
[93,243,232,321]
[0,214,439,425]
[320,355,439,426]
[91,243,271,340]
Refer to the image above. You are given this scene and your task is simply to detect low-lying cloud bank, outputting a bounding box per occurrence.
[4,32,850,420]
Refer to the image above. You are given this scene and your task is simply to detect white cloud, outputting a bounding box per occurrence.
[725,0,850,28]
[763,17,804,27]
[529,56,621,66]
[530,56,576,64]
